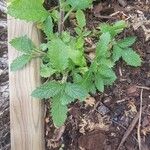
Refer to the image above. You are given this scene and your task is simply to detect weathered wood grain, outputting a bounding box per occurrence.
[8,17,45,150]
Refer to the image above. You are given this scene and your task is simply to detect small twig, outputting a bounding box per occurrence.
[63,7,75,23]
[136,86,150,91]
[112,119,138,143]
[119,66,123,77]
[55,125,66,141]
[58,0,64,35]
[95,15,116,19]
[117,106,146,150]
[137,89,143,150]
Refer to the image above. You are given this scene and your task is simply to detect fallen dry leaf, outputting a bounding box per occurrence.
[85,97,96,107]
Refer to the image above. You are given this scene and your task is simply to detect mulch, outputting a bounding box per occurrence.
[0,0,10,150]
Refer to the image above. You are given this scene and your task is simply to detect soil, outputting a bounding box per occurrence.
[45,0,150,150]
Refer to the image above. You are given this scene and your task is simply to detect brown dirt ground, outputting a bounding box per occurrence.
[45,0,150,150]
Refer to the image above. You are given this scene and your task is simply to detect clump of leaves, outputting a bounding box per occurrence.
[8,0,142,127]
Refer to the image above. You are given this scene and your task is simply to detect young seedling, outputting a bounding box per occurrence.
[8,0,142,127]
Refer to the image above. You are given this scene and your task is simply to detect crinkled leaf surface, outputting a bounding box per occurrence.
[112,45,123,62]
[48,39,69,71]
[11,54,31,71]
[117,37,136,48]
[40,64,56,77]
[10,35,36,53]
[51,97,68,127]
[76,9,86,28]
[42,16,53,39]
[96,32,111,57]
[31,82,62,99]
[8,0,48,22]
[65,83,88,100]
[122,48,142,67]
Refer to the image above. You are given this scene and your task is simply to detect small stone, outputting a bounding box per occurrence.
[98,104,110,115]
[145,79,150,87]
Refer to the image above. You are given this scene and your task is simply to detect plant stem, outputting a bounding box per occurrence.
[63,7,75,23]
[58,0,64,35]
[61,71,68,83]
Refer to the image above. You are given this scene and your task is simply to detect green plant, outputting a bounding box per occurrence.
[8,0,142,127]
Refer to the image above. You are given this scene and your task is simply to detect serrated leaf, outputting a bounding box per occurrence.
[99,20,127,37]
[42,16,53,40]
[75,27,82,35]
[31,82,62,99]
[95,74,104,92]
[65,83,88,100]
[122,48,142,67]
[75,37,84,49]
[51,10,59,22]
[60,93,74,105]
[48,39,69,71]
[76,10,86,28]
[80,71,94,92]
[98,58,114,68]
[103,76,117,85]
[112,45,123,62]
[51,98,68,127]
[117,37,136,48]
[8,0,48,22]
[67,0,92,10]
[96,32,111,57]
[40,64,56,77]
[11,54,31,71]
[112,20,127,32]
[98,66,117,79]
[62,32,71,43]
[10,35,36,53]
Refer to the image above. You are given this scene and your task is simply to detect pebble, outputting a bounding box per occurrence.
[98,104,110,115]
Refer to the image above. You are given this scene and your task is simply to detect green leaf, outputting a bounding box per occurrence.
[31,82,62,99]
[98,66,117,79]
[60,93,74,105]
[117,37,136,48]
[96,32,111,57]
[51,97,68,127]
[112,45,123,62]
[95,74,104,92]
[40,64,56,77]
[48,39,69,71]
[75,37,84,49]
[99,20,127,37]
[8,0,48,22]
[122,48,142,67]
[98,58,114,68]
[42,16,53,40]
[80,71,94,93]
[11,54,31,71]
[103,76,117,85]
[76,10,86,28]
[10,35,36,53]
[62,32,71,43]
[51,10,59,22]
[67,0,92,10]
[112,20,127,33]
[75,27,82,35]
[65,83,88,100]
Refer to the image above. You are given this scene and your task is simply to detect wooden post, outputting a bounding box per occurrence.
[8,17,45,150]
